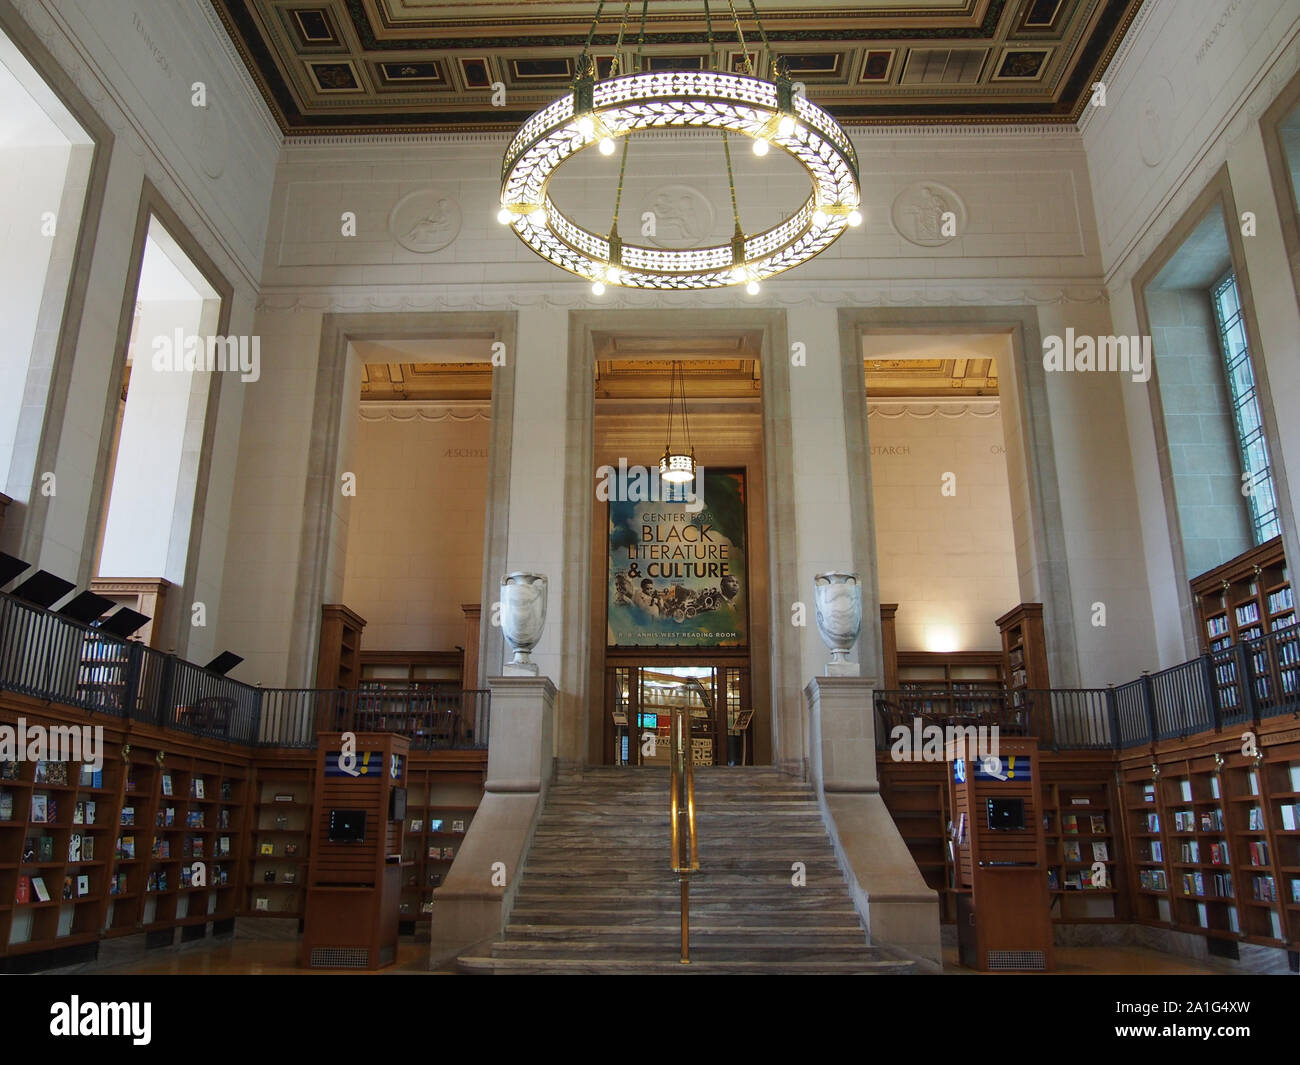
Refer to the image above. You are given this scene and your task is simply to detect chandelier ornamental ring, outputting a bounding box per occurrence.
[498,69,862,291]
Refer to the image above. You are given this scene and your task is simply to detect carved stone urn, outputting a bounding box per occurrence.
[813,571,862,676]
[501,572,547,675]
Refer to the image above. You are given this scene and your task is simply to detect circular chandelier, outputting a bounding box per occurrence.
[497,1,861,293]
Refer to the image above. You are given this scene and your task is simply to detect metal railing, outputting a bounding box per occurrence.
[668,702,699,964]
[0,590,490,752]
[873,621,1300,752]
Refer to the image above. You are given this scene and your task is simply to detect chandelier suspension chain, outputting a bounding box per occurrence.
[607,0,634,237]
[745,0,774,78]
[704,0,744,235]
[725,0,753,75]
[579,0,609,64]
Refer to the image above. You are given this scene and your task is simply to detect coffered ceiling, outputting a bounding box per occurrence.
[211,0,1143,135]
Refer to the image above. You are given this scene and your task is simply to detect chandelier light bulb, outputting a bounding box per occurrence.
[777,115,796,138]
[746,280,760,295]
[497,207,512,224]
[591,280,606,296]
[813,209,828,228]
[577,115,595,138]
[848,209,863,227]
[599,136,615,155]
[751,137,769,157]
[606,265,622,284]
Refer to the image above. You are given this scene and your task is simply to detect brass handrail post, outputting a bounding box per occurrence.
[669,703,699,964]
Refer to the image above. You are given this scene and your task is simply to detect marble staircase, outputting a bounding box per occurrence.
[456,766,915,974]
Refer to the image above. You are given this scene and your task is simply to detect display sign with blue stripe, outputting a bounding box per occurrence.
[974,753,1030,781]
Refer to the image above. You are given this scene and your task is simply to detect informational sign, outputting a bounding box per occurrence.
[324,750,384,777]
[607,468,748,647]
[975,753,1030,781]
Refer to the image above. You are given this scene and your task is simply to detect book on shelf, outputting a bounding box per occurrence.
[186,809,204,828]
[218,808,231,829]
[452,819,466,834]
[109,873,125,896]
[121,805,135,826]
[428,818,443,833]
[61,876,74,901]
[1064,872,1082,890]
[1280,803,1300,831]
[1047,869,1059,890]
[1291,878,1300,903]
[1180,841,1200,863]
[442,847,455,860]
[254,896,270,912]
[1,760,18,780]
[1290,763,1300,792]
[67,834,82,862]
[161,773,173,797]
[78,764,102,788]
[284,842,299,858]
[191,777,205,799]
[1252,874,1277,901]
[1178,779,1193,802]
[116,835,135,859]
[1150,840,1163,862]
[420,901,433,915]
[1142,783,1156,803]
[1267,587,1295,614]
[1249,840,1270,866]
[283,870,296,885]
[259,842,274,857]
[1091,841,1109,862]
[31,876,50,903]
[157,807,174,827]
[1089,815,1105,834]
[1227,907,1240,934]
[216,836,231,856]
[1212,872,1233,898]
[1196,903,1208,928]
[409,819,423,833]
[273,794,294,803]
[34,760,68,785]
[1209,842,1229,865]
[1062,814,1079,834]
[152,837,170,859]
[77,874,89,897]
[1269,911,1282,940]
[427,845,440,859]
[16,875,31,903]
[1249,806,1265,830]
[0,788,13,821]
[1200,809,1223,831]
[263,870,276,883]
[30,794,48,823]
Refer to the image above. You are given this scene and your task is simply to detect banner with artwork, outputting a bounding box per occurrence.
[607,468,747,647]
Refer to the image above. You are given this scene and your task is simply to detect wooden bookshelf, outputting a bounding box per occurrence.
[997,603,1050,694]
[1190,538,1294,714]
[316,604,366,690]
[1041,773,1125,922]
[399,756,486,927]
[896,651,1003,693]
[1119,743,1299,949]
[878,760,955,922]
[247,766,315,919]
[2,755,123,954]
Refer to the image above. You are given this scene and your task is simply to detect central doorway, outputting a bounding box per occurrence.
[605,659,752,766]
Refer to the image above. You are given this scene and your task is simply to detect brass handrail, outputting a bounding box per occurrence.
[669,704,699,963]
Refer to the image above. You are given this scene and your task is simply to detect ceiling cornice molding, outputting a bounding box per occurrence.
[277,121,1086,151]
[357,402,491,420]
[1075,0,1159,137]
[197,0,285,149]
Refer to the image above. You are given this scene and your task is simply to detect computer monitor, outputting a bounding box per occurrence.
[986,796,1026,832]
[328,809,366,843]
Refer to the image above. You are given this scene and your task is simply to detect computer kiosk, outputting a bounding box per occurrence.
[301,732,409,969]
[947,734,1054,972]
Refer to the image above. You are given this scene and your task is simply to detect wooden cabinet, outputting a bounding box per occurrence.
[1191,536,1290,653]
[316,604,365,690]
[997,603,1049,693]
